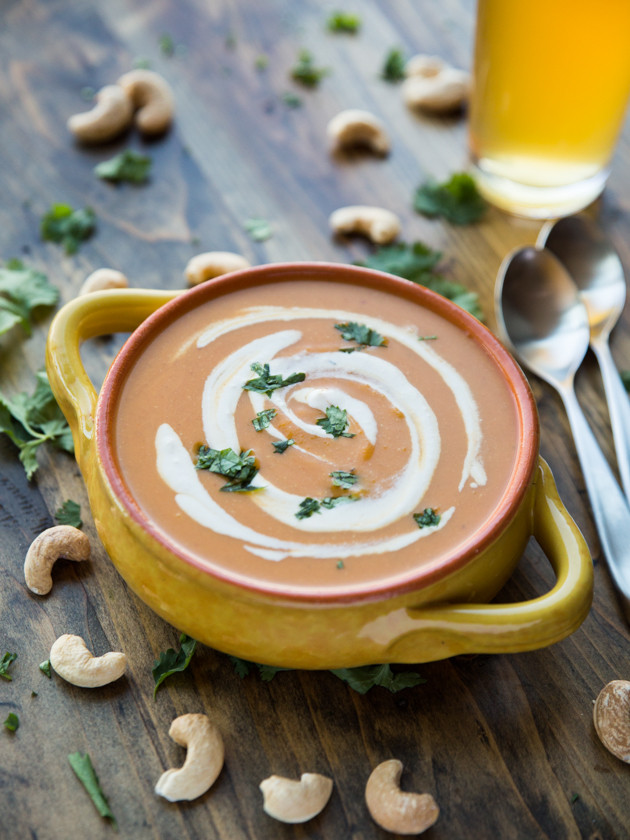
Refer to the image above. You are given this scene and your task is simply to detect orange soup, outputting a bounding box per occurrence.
[110,276,522,593]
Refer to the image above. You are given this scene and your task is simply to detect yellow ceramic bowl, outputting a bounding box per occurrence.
[46,263,593,668]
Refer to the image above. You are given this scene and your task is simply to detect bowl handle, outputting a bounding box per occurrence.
[367,458,593,661]
[46,288,178,473]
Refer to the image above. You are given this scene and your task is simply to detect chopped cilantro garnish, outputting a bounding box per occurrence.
[94,150,152,184]
[195,445,259,492]
[414,172,487,225]
[39,660,52,678]
[320,495,359,509]
[40,204,96,254]
[54,499,82,529]
[356,241,483,320]
[281,91,303,108]
[4,713,19,732]
[0,652,17,681]
[336,560,345,569]
[290,49,329,87]
[252,408,277,431]
[152,633,197,699]
[159,33,175,56]
[418,335,437,341]
[413,507,441,528]
[243,217,273,241]
[0,371,74,480]
[330,469,358,488]
[327,11,361,32]
[133,56,151,69]
[244,362,305,397]
[296,497,322,520]
[67,752,117,829]
[0,260,59,337]
[381,48,406,82]
[272,438,294,454]
[316,405,354,438]
[335,321,386,348]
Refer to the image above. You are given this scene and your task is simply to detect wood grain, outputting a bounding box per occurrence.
[1,1,629,838]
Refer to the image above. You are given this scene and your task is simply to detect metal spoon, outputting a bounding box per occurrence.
[538,214,630,501]
[495,246,630,623]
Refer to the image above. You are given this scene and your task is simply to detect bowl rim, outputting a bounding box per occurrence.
[96,261,539,604]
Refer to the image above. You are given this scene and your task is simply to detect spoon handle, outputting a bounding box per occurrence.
[590,338,630,502]
[561,385,630,623]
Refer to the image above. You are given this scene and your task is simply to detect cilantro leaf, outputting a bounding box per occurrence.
[296,497,322,520]
[357,241,483,320]
[39,660,52,678]
[413,507,441,528]
[335,321,386,348]
[0,261,59,337]
[281,91,303,108]
[159,33,175,56]
[55,499,82,528]
[381,48,406,82]
[0,652,17,681]
[272,438,294,454]
[0,371,74,479]
[67,752,117,829]
[316,405,354,438]
[195,445,259,492]
[4,713,19,732]
[327,11,361,32]
[152,633,197,699]
[40,204,96,254]
[330,469,358,488]
[94,150,152,184]
[244,218,273,242]
[291,49,329,87]
[414,172,487,225]
[331,664,426,693]
[228,656,289,681]
[320,495,359,509]
[243,362,305,397]
[252,408,277,431]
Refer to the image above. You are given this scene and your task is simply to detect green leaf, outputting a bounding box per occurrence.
[158,33,175,56]
[272,438,294,454]
[67,752,117,829]
[327,11,361,32]
[0,371,74,480]
[621,371,630,392]
[413,507,441,528]
[252,408,277,431]
[0,261,59,337]
[255,54,269,71]
[243,362,305,397]
[330,664,426,694]
[54,499,82,528]
[281,91,303,109]
[243,218,273,242]
[296,497,321,520]
[290,49,329,87]
[195,445,259,491]
[320,495,359,510]
[381,48,406,82]
[0,652,17,681]
[334,321,386,348]
[356,241,483,320]
[229,655,252,678]
[414,172,487,225]
[4,712,19,732]
[40,204,96,254]
[330,469,358,488]
[39,659,52,678]
[316,405,354,438]
[94,150,152,184]
[152,633,197,699]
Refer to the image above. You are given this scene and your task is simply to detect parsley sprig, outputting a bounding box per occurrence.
[152,633,197,699]
[0,260,59,337]
[243,362,305,397]
[195,446,259,492]
[414,172,487,225]
[316,405,354,438]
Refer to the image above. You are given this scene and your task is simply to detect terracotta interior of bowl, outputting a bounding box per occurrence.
[98,262,539,604]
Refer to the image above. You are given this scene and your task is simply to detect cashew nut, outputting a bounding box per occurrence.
[67,84,133,144]
[402,57,469,113]
[79,268,129,296]
[329,205,401,244]
[155,714,224,801]
[24,526,90,596]
[184,252,251,286]
[260,773,333,824]
[365,759,439,835]
[593,680,630,763]
[117,70,174,135]
[326,109,390,155]
[50,634,127,687]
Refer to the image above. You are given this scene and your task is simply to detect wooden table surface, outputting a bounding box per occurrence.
[2,1,630,838]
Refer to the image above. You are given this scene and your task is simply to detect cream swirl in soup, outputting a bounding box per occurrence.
[112,278,520,592]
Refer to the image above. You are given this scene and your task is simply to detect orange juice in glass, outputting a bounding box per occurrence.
[469,0,630,218]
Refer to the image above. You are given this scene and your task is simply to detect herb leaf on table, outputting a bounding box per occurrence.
[0,652,17,681]
[414,172,487,225]
[55,499,82,528]
[4,712,19,732]
[40,204,96,254]
[327,11,361,32]
[152,633,197,699]
[0,260,59,337]
[94,150,152,184]
[330,664,427,694]
[67,752,117,829]
[290,49,329,87]
[381,48,406,82]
